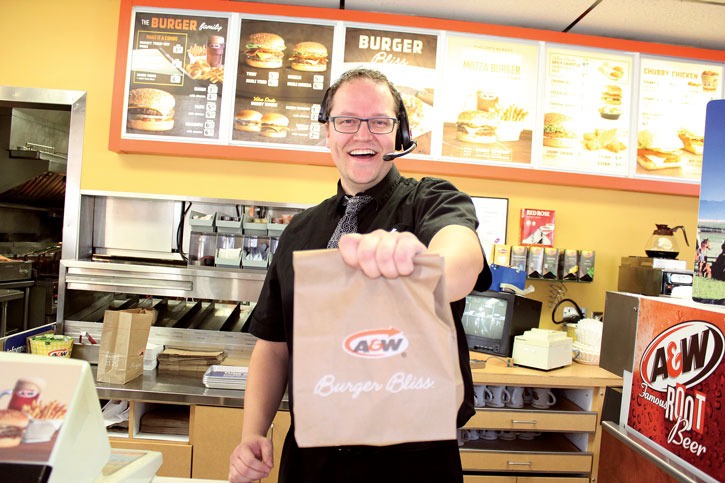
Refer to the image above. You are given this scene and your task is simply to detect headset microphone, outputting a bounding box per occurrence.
[382,140,418,161]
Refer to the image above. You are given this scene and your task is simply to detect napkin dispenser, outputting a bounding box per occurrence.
[512,328,572,370]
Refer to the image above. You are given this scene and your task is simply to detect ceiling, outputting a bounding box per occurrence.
[245,0,725,52]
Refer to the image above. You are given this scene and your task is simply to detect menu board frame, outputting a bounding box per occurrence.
[109,0,725,197]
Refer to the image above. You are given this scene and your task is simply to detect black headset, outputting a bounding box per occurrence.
[317,87,414,152]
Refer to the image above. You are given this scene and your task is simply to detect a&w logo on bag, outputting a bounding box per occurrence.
[343,327,409,358]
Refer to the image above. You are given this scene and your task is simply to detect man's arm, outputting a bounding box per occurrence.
[427,224,484,301]
[229,339,288,483]
[338,224,483,302]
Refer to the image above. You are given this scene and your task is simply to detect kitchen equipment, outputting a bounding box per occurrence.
[512,328,572,370]
[618,256,693,296]
[0,260,32,282]
[644,224,689,259]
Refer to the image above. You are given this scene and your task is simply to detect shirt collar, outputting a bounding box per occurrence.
[332,165,402,211]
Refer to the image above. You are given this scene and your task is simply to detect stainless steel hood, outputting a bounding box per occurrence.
[0,106,70,198]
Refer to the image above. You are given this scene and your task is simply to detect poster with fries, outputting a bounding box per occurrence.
[123,10,232,140]
[0,359,78,462]
[440,34,539,164]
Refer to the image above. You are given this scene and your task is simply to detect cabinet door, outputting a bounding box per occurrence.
[191,405,245,479]
[464,476,516,482]
[464,402,597,432]
[460,450,592,473]
[517,477,590,482]
[109,438,192,478]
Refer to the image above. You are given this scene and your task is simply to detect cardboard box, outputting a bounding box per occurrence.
[510,245,528,271]
[527,246,544,278]
[559,249,579,280]
[578,250,596,281]
[520,208,556,247]
[542,247,560,279]
[492,244,511,266]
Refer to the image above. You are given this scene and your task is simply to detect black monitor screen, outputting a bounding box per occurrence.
[462,294,508,340]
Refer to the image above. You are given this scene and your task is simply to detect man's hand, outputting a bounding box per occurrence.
[338,229,426,279]
[228,435,274,483]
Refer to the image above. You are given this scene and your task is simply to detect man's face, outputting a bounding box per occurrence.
[325,78,398,195]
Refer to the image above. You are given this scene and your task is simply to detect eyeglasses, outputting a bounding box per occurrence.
[329,116,398,134]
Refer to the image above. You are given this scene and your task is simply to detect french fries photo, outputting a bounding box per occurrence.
[495,104,529,122]
[22,399,68,420]
[185,58,224,84]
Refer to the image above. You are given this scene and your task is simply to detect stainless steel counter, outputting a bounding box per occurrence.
[92,365,289,410]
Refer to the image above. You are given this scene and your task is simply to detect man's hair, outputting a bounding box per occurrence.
[322,68,402,120]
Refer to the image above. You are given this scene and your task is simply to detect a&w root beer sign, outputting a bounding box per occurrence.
[627,297,725,481]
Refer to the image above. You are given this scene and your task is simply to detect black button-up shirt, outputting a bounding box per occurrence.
[247,165,490,428]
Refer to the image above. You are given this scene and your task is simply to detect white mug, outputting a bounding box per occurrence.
[474,384,493,408]
[486,385,510,408]
[531,388,557,408]
[457,429,465,446]
[517,431,541,440]
[497,430,517,441]
[461,428,479,441]
[506,386,525,408]
[479,429,498,440]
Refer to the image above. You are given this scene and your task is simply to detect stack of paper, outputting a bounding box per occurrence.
[203,365,248,390]
[156,348,226,375]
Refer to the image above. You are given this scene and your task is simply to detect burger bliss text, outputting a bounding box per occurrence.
[314,373,434,399]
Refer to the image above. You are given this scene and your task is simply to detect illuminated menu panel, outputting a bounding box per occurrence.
[636,57,723,181]
[440,35,539,165]
[540,46,633,176]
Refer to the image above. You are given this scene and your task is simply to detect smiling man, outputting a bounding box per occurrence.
[229,68,490,483]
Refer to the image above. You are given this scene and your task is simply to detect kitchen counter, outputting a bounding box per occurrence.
[91,364,272,409]
[469,353,622,387]
[93,354,618,410]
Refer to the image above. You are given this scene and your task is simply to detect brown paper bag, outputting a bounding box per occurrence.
[292,250,462,447]
[97,308,157,384]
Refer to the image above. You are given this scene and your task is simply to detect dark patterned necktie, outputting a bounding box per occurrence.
[327,195,374,248]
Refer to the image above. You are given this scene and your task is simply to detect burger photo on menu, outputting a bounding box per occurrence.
[0,409,29,448]
[455,110,498,144]
[126,88,175,132]
[234,109,263,132]
[601,84,623,106]
[288,41,328,72]
[259,112,289,138]
[637,129,684,170]
[542,112,578,148]
[244,32,286,69]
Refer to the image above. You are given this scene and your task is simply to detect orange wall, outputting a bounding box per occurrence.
[0,0,701,328]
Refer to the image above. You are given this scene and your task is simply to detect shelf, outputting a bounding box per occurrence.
[460,432,593,473]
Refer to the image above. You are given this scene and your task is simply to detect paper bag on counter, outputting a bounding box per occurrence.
[292,250,462,447]
[97,308,156,384]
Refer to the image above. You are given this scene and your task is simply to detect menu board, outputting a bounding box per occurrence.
[124,10,231,140]
[540,47,633,175]
[636,57,723,181]
[112,2,725,195]
[233,19,334,147]
[440,35,539,165]
[341,26,439,155]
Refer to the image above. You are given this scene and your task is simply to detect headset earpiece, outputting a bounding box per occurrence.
[317,88,330,124]
[396,97,412,151]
